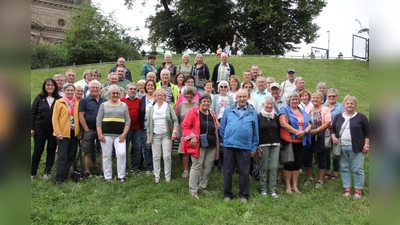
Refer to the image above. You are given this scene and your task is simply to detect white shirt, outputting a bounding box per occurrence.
[280,80,296,100]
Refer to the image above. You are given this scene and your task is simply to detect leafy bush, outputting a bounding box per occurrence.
[31,43,67,69]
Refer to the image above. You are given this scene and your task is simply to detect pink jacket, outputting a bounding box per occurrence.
[181,106,220,159]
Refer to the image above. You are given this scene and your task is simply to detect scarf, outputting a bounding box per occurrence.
[154,101,168,115]
[63,95,75,116]
[261,108,274,119]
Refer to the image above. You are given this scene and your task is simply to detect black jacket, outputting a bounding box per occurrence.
[109,65,133,82]
[257,113,281,145]
[31,94,59,130]
[211,63,235,84]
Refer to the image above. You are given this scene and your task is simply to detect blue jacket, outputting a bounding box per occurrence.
[220,102,259,152]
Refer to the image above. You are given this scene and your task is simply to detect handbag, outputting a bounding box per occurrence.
[324,130,332,149]
[195,75,205,88]
[279,108,294,165]
[331,119,350,159]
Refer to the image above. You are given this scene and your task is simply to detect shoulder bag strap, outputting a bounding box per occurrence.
[338,118,350,138]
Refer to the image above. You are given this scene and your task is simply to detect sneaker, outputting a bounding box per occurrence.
[223,197,231,202]
[261,192,267,197]
[145,171,152,176]
[191,192,199,199]
[240,198,248,204]
[43,174,51,180]
[155,179,160,184]
[315,180,323,188]
[271,193,279,198]
[304,178,314,186]
[181,170,189,178]
[343,189,351,197]
[354,190,362,199]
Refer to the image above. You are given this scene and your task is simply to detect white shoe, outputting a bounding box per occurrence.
[271,193,279,198]
[261,192,267,197]
[43,174,51,180]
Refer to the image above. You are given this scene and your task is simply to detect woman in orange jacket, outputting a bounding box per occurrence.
[52,83,81,187]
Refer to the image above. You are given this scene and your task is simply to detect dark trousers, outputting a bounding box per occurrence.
[31,127,57,175]
[55,130,78,182]
[283,142,304,171]
[126,129,141,171]
[303,138,326,170]
[223,147,251,199]
[326,148,340,172]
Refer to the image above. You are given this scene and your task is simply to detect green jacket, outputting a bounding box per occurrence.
[146,103,178,143]
[156,81,179,108]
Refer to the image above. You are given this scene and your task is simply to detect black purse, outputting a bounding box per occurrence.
[200,112,209,148]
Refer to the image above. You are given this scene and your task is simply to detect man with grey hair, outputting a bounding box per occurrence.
[53,74,65,96]
[250,65,261,83]
[280,68,297,100]
[109,57,133,81]
[212,52,235,94]
[100,72,126,99]
[294,77,305,93]
[65,69,76,84]
[251,76,272,112]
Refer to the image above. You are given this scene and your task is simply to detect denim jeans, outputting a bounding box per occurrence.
[223,147,251,199]
[340,145,365,189]
[141,129,153,171]
[126,129,141,171]
[31,127,57,175]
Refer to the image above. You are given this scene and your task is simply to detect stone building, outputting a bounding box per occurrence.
[31,0,90,45]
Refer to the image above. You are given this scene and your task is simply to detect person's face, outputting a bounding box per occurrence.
[177,75,184,84]
[266,79,274,88]
[138,83,145,92]
[116,68,124,79]
[289,96,300,108]
[296,80,305,90]
[327,92,338,104]
[64,85,75,99]
[311,94,322,106]
[205,83,213,92]
[109,89,121,101]
[199,98,211,111]
[117,58,125,67]
[126,85,136,99]
[287,72,295,80]
[219,84,228,94]
[229,79,237,90]
[183,56,189,63]
[146,82,155,93]
[75,87,84,99]
[161,71,170,82]
[89,84,100,96]
[300,93,309,104]
[45,81,55,94]
[148,57,155,65]
[92,73,100,81]
[256,78,266,91]
[344,99,356,112]
[236,91,248,108]
[109,75,118,84]
[243,84,253,92]
[243,72,251,82]
[146,72,156,81]
[251,66,259,77]
[196,56,203,64]
[86,73,93,82]
[66,72,76,83]
[217,44,221,48]
[185,78,195,87]
[165,55,171,63]
[263,100,274,113]
[184,92,194,102]
[155,92,166,102]
[54,77,64,89]
[221,54,228,63]
[317,85,326,94]
[270,87,280,98]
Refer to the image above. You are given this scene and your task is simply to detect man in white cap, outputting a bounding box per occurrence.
[280,68,296,100]
[270,82,286,114]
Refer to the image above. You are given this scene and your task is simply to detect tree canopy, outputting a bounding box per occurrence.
[124,0,327,55]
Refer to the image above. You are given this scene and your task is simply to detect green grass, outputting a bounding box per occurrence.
[31,56,369,224]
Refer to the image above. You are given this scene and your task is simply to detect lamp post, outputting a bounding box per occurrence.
[327,30,330,59]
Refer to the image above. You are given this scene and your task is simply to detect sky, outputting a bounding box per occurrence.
[92,0,370,58]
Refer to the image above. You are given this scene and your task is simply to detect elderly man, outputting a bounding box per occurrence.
[109,57,133,82]
[155,69,179,108]
[294,77,306,93]
[53,74,65,96]
[65,69,76,84]
[212,52,235,93]
[250,65,262,83]
[120,83,142,173]
[146,72,156,81]
[251,76,272,112]
[100,72,126,99]
[79,80,107,178]
[220,89,259,204]
[280,68,297,100]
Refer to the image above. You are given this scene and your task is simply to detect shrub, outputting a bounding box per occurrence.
[31,43,67,69]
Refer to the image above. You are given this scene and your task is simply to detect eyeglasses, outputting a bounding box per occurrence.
[90,87,100,89]
[220,86,228,88]
[128,88,136,90]
[327,95,337,98]
[45,84,54,87]
[244,86,252,89]
[111,92,120,95]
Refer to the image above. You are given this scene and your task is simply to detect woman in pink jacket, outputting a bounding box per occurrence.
[181,94,220,199]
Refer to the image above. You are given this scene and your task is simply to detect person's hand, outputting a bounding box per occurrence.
[172,132,177,141]
[98,134,105,142]
[57,134,63,140]
[31,130,34,137]
[77,134,82,140]
[310,128,318,136]
[190,137,198,148]
[295,130,305,139]
[331,136,339,145]
[363,145,369,154]
[257,147,262,158]
[119,133,127,143]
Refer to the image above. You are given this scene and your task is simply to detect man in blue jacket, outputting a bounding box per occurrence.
[220,89,259,204]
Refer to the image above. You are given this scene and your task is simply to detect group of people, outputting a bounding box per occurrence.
[31,54,369,203]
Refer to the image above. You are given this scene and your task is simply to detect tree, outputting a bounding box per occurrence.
[31,43,67,69]
[63,3,141,65]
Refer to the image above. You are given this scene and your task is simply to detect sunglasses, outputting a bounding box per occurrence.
[220,86,228,88]
[327,95,337,98]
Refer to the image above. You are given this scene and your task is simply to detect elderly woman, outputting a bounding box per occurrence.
[303,92,332,188]
[139,80,157,175]
[190,54,210,93]
[175,75,202,109]
[331,95,369,199]
[316,82,327,104]
[141,54,158,80]
[74,83,85,102]
[96,85,130,182]
[258,96,280,198]
[52,83,81,186]
[228,75,240,98]
[299,89,313,111]
[176,86,198,178]
[181,94,220,199]
[156,53,177,82]
[136,80,147,98]
[75,69,93,90]
[279,92,312,194]
[146,89,179,183]
[31,78,61,180]
[172,72,186,94]
[242,80,255,93]
[177,54,192,77]
[324,88,345,180]
[155,69,179,108]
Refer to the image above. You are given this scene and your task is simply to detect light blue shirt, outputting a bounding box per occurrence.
[251,90,272,111]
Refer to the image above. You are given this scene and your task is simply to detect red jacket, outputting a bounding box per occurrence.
[181,106,220,159]
[120,96,141,130]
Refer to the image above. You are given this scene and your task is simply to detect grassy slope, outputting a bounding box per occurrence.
[31,56,369,224]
